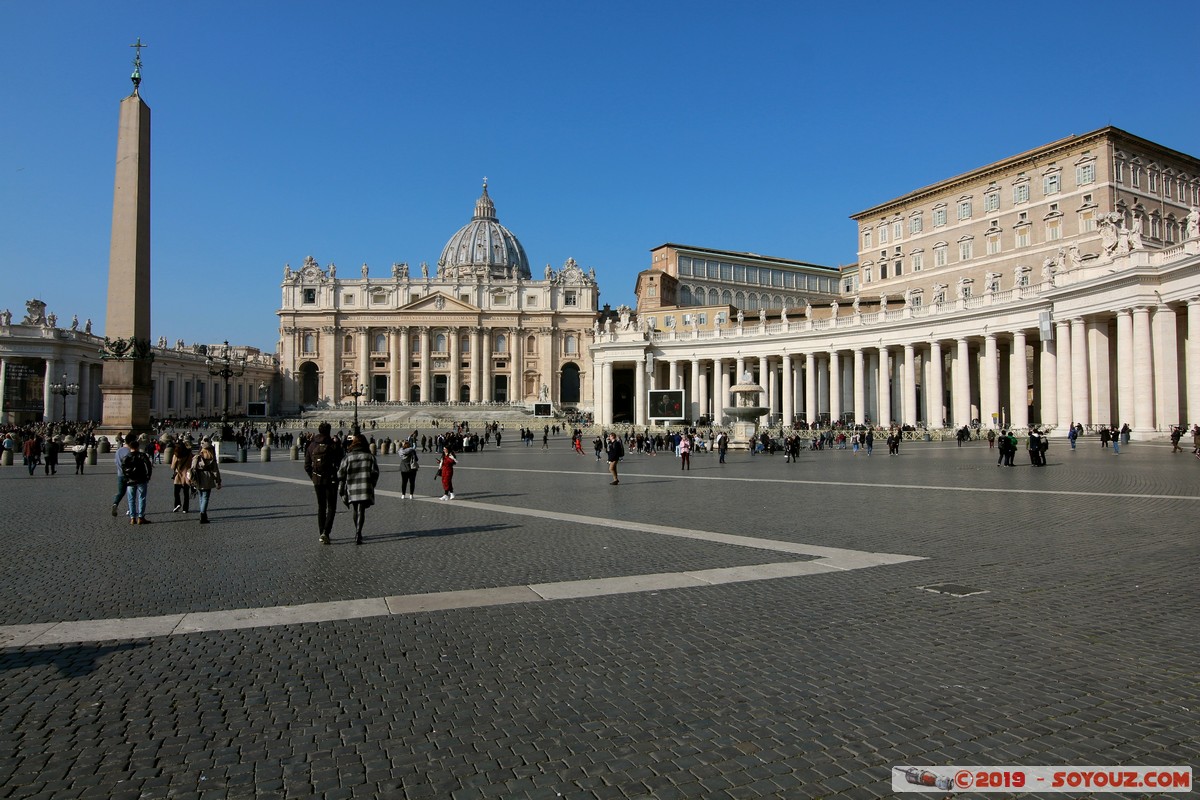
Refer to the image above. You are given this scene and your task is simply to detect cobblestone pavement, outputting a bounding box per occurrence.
[0,435,1196,798]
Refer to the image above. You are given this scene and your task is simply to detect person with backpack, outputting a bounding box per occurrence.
[397,438,419,499]
[337,435,380,544]
[171,438,193,514]
[304,421,344,544]
[121,434,154,525]
[189,439,222,524]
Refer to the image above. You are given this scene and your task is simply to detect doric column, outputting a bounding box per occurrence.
[1039,333,1057,429]
[1153,305,1179,430]
[689,359,700,420]
[805,352,817,425]
[698,361,709,420]
[982,333,999,429]
[601,360,613,426]
[781,354,793,427]
[816,354,829,424]
[829,351,842,425]
[398,327,411,403]
[735,355,745,383]
[469,327,482,403]
[0,358,9,422]
[1132,307,1154,432]
[758,355,769,425]
[927,341,943,428]
[1115,309,1133,427]
[634,357,646,426]
[853,348,865,425]
[719,359,732,418]
[954,338,970,428]
[1008,331,1028,430]
[389,327,401,402]
[43,359,57,420]
[1188,298,1200,427]
[418,327,431,403]
[321,326,338,402]
[767,359,778,417]
[903,343,917,427]
[1055,320,1072,427]
[358,328,370,389]
[1070,317,1089,426]
[480,329,492,402]
[448,327,461,403]
[669,359,681,390]
[878,346,892,428]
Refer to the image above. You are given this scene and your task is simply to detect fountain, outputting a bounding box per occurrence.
[723,371,768,450]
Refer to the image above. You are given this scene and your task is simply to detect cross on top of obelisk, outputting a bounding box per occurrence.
[130,37,147,95]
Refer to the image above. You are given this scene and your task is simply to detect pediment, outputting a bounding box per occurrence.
[400,291,479,313]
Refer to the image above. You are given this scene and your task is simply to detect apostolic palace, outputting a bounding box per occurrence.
[2,126,1199,438]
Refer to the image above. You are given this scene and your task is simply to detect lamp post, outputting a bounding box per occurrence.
[48,373,79,424]
[206,340,246,439]
[348,375,366,435]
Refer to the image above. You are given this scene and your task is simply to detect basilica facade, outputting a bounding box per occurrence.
[590,127,1200,435]
[275,183,600,414]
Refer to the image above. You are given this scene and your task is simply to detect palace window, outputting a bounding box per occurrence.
[302,288,316,304]
[303,334,315,353]
[986,234,1001,255]
[1013,182,1030,204]
[910,214,923,234]
[985,192,1000,212]
[1076,162,1095,185]
[343,335,354,354]
[1079,210,1096,232]
[1046,221,1062,241]
[933,206,947,227]
[1132,165,1142,187]
[911,251,924,272]
[565,290,578,306]
[1149,170,1159,193]
[1043,172,1060,195]
[959,239,974,261]
[893,221,903,241]
[565,335,577,354]
[1114,159,1125,183]
[958,199,972,220]
[879,226,888,244]
[863,230,872,249]
[933,244,948,267]
[374,333,386,352]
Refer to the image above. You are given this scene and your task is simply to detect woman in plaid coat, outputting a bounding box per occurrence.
[337,435,379,545]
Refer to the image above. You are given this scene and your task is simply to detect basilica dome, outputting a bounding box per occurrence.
[437,182,531,280]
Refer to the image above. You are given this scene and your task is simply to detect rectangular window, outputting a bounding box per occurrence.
[1043,173,1060,195]
[1013,183,1030,204]
[1165,178,1173,199]
[734,265,746,282]
[771,270,783,287]
[987,235,1001,255]
[934,248,947,267]
[893,221,903,241]
[678,258,691,277]
[863,267,872,284]
[1046,222,1062,241]
[1114,160,1125,183]
[745,267,757,284]
[985,193,1000,212]
[493,293,507,305]
[698,313,707,325]
[1080,211,1096,232]
[959,241,974,260]
[910,216,923,234]
[564,291,577,306]
[302,288,316,304]
[880,263,888,279]
[526,294,538,306]
[783,272,795,288]
[1132,166,1141,187]
[1016,228,1030,248]
[893,261,903,277]
[863,230,873,249]
[720,262,733,280]
[879,226,888,244]
[911,252,923,272]
[706,261,718,279]
[1149,171,1159,192]
[933,208,947,227]
[958,200,972,220]
[1076,163,1095,185]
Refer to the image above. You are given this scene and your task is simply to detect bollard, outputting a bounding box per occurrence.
[164,445,174,466]
[1,449,11,467]
[291,444,300,461]
[97,438,110,454]
[87,445,97,466]
[260,445,271,462]
[238,447,248,463]
[370,442,378,455]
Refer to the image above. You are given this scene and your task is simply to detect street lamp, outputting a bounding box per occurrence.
[348,375,366,435]
[48,373,79,424]
[206,340,246,439]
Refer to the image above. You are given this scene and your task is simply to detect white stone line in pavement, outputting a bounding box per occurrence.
[451,465,1200,502]
[0,470,924,648]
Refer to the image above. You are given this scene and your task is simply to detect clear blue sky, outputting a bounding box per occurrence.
[3,1,1198,352]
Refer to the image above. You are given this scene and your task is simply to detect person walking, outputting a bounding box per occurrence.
[305,421,344,545]
[679,433,691,470]
[337,435,379,544]
[171,438,193,513]
[606,432,624,484]
[43,436,60,475]
[121,435,154,525]
[22,435,41,476]
[398,438,419,498]
[437,445,457,500]
[1170,426,1184,453]
[72,439,87,474]
[189,439,222,524]
[716,430,728,464]
[1068,425,1078,450]
[111,434,131,515]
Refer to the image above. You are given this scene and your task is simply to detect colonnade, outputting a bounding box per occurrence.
[593,298,1200,434]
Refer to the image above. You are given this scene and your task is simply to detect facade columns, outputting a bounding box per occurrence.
[1069,318,1089,426]
[803,353,816,425]
[1054,320,1072,427]
[634,357,646,426]
[1188,298,1200,427]
[853,348,865,425]
[719,359,731,419]
[689,360,700,419]
[1115,309,1133,427]
[601,361,613,426]
[954,338,970,428]
[1153,305,1179,430]
[697,361,709,420]
[469,328,482,403]
[927,341,943,428]
[389,328,401,402]
[418,327,431,403]
[480,329,492,402]
[829,351,842,425]
[1009,331,1028,431]
[877,346,891,428]
[669,359,681,390]
[982,333,999,429]
[322,327,337,402]
[448,328,460,403]
[511,328,523,404]
[357,329,370,389]
[1132,306,1154,432]
[0,358,8,423]
[903,343,917,426]
[758,355,769,425]
[781,355,793,427]
[43,359,56,421]
[1038,333,1057,429]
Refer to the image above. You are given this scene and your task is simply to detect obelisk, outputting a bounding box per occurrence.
[99,39,153,435]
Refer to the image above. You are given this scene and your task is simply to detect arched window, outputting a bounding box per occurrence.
[460,337,470,354]
[722,290,733,305]
[343,335,354,354]
[434,333,447,352]
[374,333,386,352]
[708,288,719,305]
[495,334,507,354]
[303,334,315,353]
[747,293,759,311]
[734,291,745,308]
[565,335,577,354]
[680,285,693,306]
[411,337,420,355]
[526,335,537,354]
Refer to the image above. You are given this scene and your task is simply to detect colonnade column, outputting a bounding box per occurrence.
[418,327,431,403]
[634,358,646,426]
[357,329,370,389]
[982,333,999,429]
[719,360,731,420]
[1131,307,1154,433]
[389,328,402,402]
[321,326,337,402]
[469,328,482,403]
[669,359,681,390]
[903,344,917,426]
[927,341,943,428]
[689,360,700,420]
[510,327,523,404]
[1153,305,1179,429]
[1039,334,1057,429]
[43,359,56,421]
[829,351,841,425]
[1188,298,1200,427]
[878,346,892,428]
[448,328,460,403]
[480,329,492,402]
[735,355,745,383]
[1055,320,1072,427]
[805,353,817,425]
[758,355,769,425]
[1070,318,1089,426]
[954,338,970,428]
[0,358,8,422]
[1115,309,1133,427]
[853,348,865,425]
[697,362,709,420]
[1007,331,1028,430]
[601,361,613,426]
[781,355,793,427]
[397,328,411,403]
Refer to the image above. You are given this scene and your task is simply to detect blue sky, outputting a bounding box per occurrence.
[3,1,1199,351]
